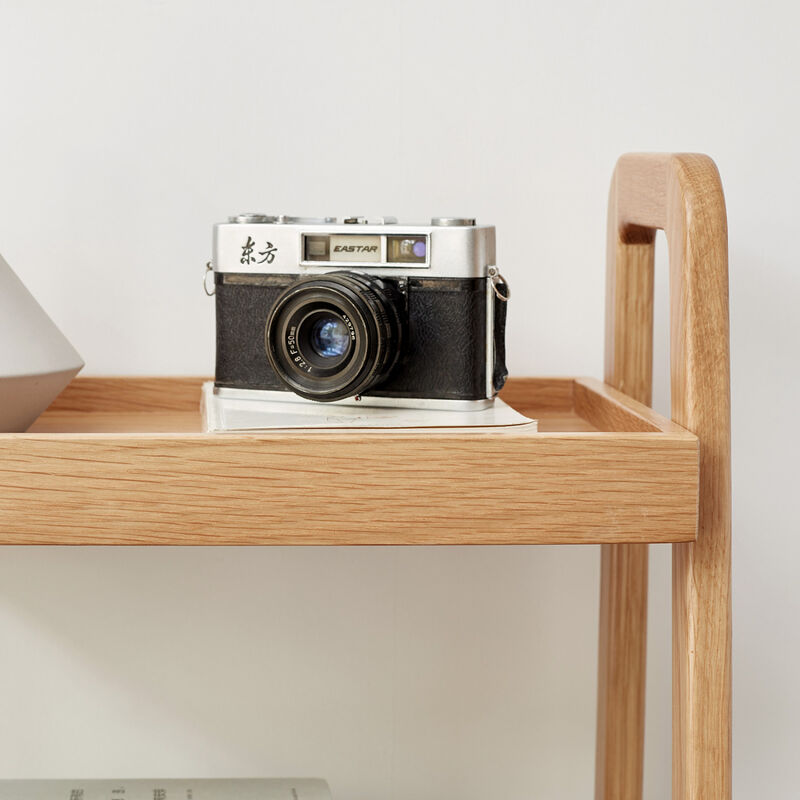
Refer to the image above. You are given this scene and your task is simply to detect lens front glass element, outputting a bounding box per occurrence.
[310,315,351,358]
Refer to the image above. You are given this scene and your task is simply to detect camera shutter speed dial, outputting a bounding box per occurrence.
[431,217,476,226]
[229,213,274,224]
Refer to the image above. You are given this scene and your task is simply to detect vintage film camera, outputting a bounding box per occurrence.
[209,215,509,410]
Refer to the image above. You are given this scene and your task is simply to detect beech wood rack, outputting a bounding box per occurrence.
[0,153,731,800]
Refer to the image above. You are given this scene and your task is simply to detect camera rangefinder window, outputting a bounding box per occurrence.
[387,236,427,264]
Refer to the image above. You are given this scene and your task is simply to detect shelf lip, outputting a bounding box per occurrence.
[0,429,695,443]
[572,377,695,436]
[0,376,699,546]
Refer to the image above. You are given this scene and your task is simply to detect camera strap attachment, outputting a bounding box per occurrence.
[488,267,510,393]
[203,262,216,296]
[488,266,510,302]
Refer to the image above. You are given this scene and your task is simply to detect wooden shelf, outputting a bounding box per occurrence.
[0,376,697,546]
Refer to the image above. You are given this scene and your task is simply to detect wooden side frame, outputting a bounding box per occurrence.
[595,154,731,800]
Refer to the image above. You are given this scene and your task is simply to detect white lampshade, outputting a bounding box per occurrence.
[0,252,84,431]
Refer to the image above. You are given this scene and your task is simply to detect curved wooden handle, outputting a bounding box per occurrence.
[606,153,730,429]
[598,154,731,800]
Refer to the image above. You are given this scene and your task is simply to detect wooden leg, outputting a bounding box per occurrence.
[596,201,655,800]
[595,543,648,800]
[672,535,731,800]
[666,155,731,800]
[599,153,731,799]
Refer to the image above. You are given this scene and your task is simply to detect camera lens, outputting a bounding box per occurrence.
[265,271,403,402]
[309,315,351,358]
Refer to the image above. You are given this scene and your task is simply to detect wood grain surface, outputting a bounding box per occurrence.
[663,156,731,800]
[45,376,204,413]
[594,153,731,800]
[48,376,580,417]
[0,377,698,546]
[595,175,655,800]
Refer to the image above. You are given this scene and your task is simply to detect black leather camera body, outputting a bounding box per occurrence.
[211,215,508,410]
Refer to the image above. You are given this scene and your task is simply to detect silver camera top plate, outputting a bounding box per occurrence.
[212,216,496,279]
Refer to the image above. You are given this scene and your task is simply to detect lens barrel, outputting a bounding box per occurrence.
[265,271,403,401]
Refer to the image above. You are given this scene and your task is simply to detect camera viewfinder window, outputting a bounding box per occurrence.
[304,235,330,261]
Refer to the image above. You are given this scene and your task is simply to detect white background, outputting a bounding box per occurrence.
[0,1,797,798]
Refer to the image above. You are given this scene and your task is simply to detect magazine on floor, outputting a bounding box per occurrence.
[0,778,331,800]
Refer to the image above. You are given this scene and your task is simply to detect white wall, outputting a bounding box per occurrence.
[0,1,797,798]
